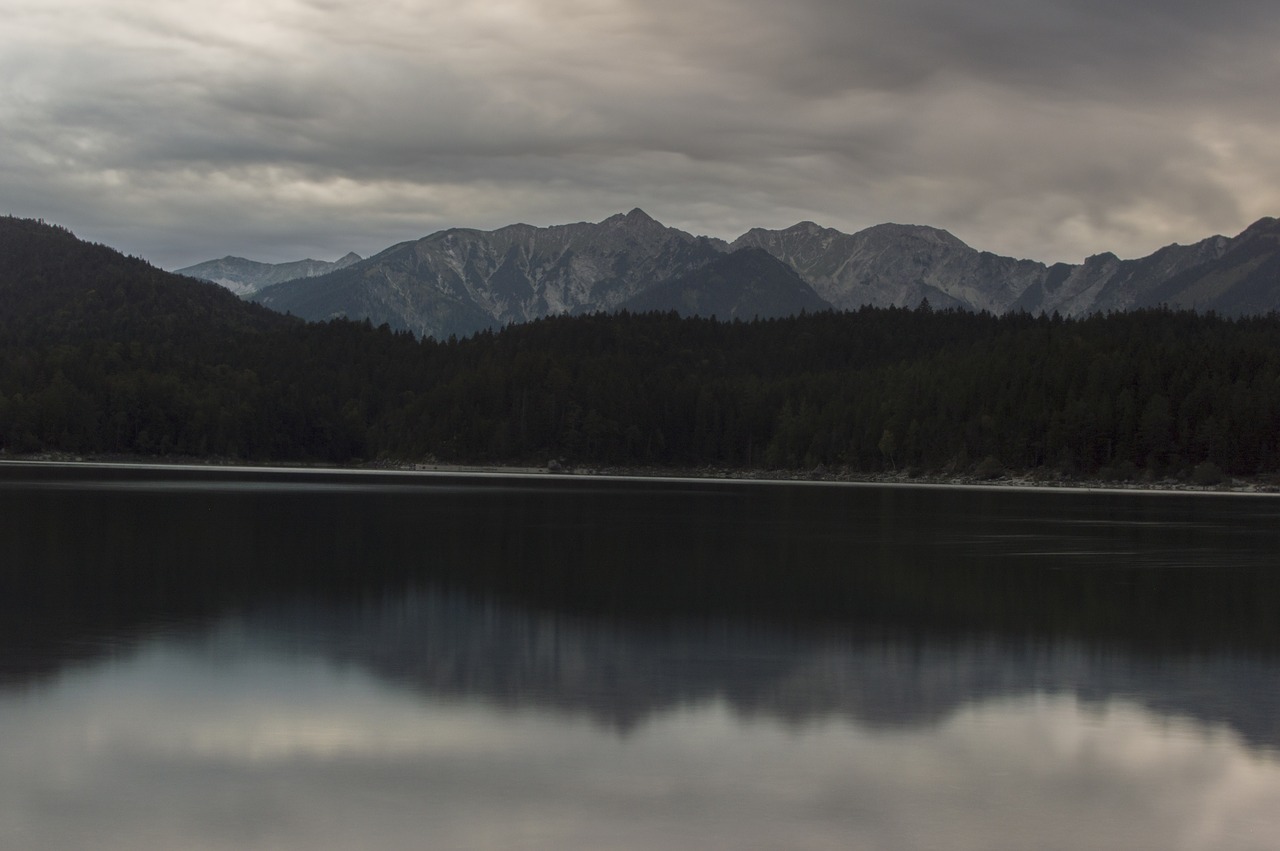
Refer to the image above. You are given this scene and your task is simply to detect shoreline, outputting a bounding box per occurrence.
[4,452,1279,496]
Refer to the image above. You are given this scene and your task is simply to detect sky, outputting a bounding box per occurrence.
[3,0,1280,269]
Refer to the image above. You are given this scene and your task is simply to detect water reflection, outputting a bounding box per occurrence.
[6,463,1280,671]
[5,463,1280,849]
[196,592,1280,749]
[3,592,1279,851]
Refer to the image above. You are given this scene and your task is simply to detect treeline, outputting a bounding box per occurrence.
[382,307,1280,478]
[2,216,1279,477]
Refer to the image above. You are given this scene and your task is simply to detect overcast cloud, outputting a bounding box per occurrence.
[3,0,1280,267]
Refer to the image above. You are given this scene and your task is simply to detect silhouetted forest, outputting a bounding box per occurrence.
[3,216,1279,477]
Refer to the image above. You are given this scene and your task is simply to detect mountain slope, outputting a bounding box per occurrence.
[252,260,499,339]
[736,217,1280,318]
[253,209,726,339]
[1007,236,1233,315]
[621,248,831,319]
[175,251,363,296]
[0,216,291,345]
[730,221,1047,313]
[1134,217,1280,314]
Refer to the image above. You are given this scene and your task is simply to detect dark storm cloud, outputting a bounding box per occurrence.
[688,0,1280,100]
[2,0,1279,267]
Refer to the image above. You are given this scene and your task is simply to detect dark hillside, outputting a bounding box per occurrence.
[253,258,498,340]
[621,248,832,319]
[0,217,408,460]
[0,216,290,345]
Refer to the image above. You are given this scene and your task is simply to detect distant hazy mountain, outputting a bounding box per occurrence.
[175,251,363,296]
[253,209,726,339]
[621,247,831,319]
[217,211,1280,337]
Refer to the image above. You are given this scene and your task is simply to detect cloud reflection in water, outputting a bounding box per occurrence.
[2,604,1279,851]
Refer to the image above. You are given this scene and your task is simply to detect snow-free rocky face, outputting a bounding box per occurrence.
[178,211,1280,338]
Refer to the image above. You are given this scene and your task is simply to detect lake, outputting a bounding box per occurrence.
[2,462,1279,849]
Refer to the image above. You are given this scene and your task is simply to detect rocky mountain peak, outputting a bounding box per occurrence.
[854,222,968,250]
[1083,251,1121,265]
[731,222,839,257]
[601,208,666,234]
[785,221,842,238]
[1237,216,1280,244]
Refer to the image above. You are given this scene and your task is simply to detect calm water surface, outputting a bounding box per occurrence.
[2,462,1279,850]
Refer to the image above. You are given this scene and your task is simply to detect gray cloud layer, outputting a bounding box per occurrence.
[4,0,1280,267]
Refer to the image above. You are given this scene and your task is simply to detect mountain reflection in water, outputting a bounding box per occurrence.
[168,591,1280,749]
[3,590,1280,851]
[3,464,1280,850]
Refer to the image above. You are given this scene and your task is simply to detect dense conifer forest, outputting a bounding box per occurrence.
[3,216,1279,479]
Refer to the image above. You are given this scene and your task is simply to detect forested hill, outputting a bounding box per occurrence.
[0,216,291,342]
[0,216,367,458]
[2,216,1280,478]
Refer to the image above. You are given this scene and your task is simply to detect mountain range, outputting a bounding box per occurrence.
[175,251,363,297]
[174,210,1280,338]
